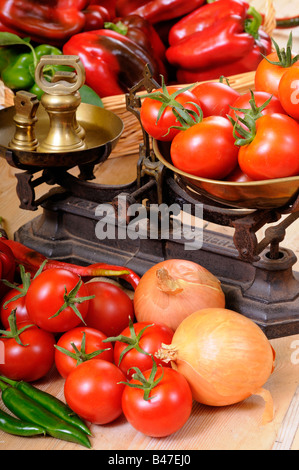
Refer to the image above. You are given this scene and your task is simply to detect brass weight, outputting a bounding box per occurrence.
[35,55,87,153]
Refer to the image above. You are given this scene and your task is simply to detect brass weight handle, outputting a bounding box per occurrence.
[35,55,86,95]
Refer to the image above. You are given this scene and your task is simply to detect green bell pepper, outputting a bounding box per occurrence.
[0,37,65,99]
[0,32,104,106]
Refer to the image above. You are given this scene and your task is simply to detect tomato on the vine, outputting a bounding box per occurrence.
[122,363,193,437]
[228,90,286,122]
[170,116,238,179]
[54,326,114,378]
[107,320,174,379]
[140,82,202,141]
[64,360,126,425]
[278,64,299,120]
[85,281,134,337]
[237,113,299,180]
[255,34,299,98]
[191,81,240,118]
[0,313,55,382]
[25,269,93,333]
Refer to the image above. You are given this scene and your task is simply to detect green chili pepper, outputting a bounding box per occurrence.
[0,380,91,448]
[0,407,46,437]
[0,376,91,436]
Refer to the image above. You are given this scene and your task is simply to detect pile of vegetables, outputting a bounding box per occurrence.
[140,33,299,182]
[0,0,285,98]
[0,234,276,446]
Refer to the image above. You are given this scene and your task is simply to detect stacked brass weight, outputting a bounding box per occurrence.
[35,55,86,153]
[9,55,87,153]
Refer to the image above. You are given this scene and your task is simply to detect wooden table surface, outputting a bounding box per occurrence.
[0,1,299,452]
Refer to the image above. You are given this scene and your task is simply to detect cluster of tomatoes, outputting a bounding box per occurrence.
[0,265,193,439]
[140,35,299,183]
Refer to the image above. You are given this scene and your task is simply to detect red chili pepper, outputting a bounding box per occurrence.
[0,239,140,290]
[115,0,206,24]
[63,28,162,97]
[0,0,113,46]
[168,0,250,46]
[177,29,272,83]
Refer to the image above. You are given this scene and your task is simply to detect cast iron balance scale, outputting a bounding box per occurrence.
[0,57,299,339]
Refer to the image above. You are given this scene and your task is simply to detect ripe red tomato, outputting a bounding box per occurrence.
[122,366,193,437]
[170,116,238,179]
[228,90,286,122]
[112,321,174,379]
[0,288,30,329]
[25,269,91,333]
[140,85,201,141]
[191,81,240,118]
[255,51,299,98]
[0,322,55,382]
[84,281,134,337]
[278,65,299,120]
[64,360,126,425]
[54,326,114,378]
[238,113,299,180]
[226,166,252,182]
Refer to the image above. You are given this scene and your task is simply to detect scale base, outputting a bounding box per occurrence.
[13,193,299,340]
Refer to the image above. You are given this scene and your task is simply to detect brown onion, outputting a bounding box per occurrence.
[134,259,225,331]
[156,308,275,424]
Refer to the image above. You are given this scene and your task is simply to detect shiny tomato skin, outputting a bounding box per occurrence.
[54,326,114,378]
[64,360,126,425]
[113,322,174,379]
[122,367,193,437]
[255,52,299,98]
[238,113,299,180]
[191,81,240,117]
[85,281,134,337]
[0,323,55,382]
[278,65,299,120]
[140,86,201,141]
[228,90,286,121]
[170,116,238,179]
[0,288,30,329]
[25,269,90,333]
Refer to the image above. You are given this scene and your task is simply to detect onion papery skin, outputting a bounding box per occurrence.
[157,308,275,407]
[134,259,225,331]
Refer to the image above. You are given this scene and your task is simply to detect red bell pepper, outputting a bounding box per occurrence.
[177,29,272,82]
[104,14,168,78]
[89,0,117,19]
[166,5,270,76]
[63,28,161,97]
[0,0,112,46]
[168,0,250,46]
[115,0,206,24]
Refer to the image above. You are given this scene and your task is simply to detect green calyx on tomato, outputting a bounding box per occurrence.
[49,278,95,324]
[139,75,197,126]
[104,317,153,366]
[54,332,111,367]
[228,90,273,146]
[121,357,164,401]
[265,32,299,68]
[0,310,34,347]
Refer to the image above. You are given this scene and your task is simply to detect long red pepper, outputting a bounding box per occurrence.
[0,238,140,290]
